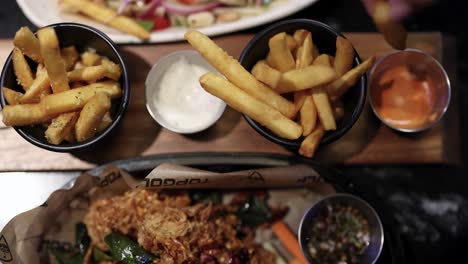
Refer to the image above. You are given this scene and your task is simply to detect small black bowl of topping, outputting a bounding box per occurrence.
[298,194,384,264]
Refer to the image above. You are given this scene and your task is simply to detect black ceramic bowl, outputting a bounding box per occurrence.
[0,23,130,152]
[239,19,366,149]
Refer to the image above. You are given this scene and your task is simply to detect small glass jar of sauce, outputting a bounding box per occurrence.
[369,49,451,132]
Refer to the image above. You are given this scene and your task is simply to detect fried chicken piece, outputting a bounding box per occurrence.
[84,189,276,263]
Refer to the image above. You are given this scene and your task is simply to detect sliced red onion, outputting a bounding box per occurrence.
[162,0,221,16]
[117,0,135,15]
[138,0,164,18]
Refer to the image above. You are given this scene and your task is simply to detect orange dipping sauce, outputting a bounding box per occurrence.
[370,65,436,130]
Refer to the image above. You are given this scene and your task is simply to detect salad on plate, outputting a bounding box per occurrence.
[60,0,285,39]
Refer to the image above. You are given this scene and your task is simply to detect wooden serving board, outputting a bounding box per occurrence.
[0,33,461,171]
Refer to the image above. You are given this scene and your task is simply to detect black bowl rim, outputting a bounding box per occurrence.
[0,22,130,152]
[239,19,367,149]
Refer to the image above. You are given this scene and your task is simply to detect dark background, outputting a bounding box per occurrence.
[1,0,467,263]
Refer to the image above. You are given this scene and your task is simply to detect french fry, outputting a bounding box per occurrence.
[81,50,102,66]
[97,112,112,133]
[333,99,345,121]
[293,33,314,114]
[185,30,296,118]
[312,86,337,131]
[294,90,308,113]
[285,34,298,51]
[2,103,52,126]
[37,27,70,93]
[293,29,309,45]
[334,36,354,77]
[67,65,109,83]
[328,56,376,99]
[62,0,150,40]
[20,64,51,104]
[75,92,111,142]
[299,124,325,158]
[61,46,80,71]
[2,87,23,105]
[42,81,122,115]
[251,60,281,89]
[45,112,79,145]
[266,32,296,72]
[300,95,317,136]
[295,32,314,69]
[295,46,303,64]
[200,72,302,140]
[314,54,334,67]
[70,82,86,89]
[102,58,122,80]
[12,48,34,90]
[277,65,337,94]
[13,27,42,63]
[373,1,407,50]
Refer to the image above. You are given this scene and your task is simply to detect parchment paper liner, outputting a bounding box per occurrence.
[0,163,334,263]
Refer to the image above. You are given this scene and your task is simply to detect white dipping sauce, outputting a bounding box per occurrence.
[146,51,225,133]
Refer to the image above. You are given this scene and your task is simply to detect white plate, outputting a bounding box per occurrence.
[16,0,319,44]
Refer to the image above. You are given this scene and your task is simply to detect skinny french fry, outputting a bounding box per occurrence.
[97,112,112,133]
[75,92,111,142]
[312,86,337,131]
[277,65,337,94]
[37,27,70,93]
[67,65,109,83]
[251,60,281,89]
[295,32,314,69]
[62,0,150,40]
[185,30,296,118]
[300,95,317,136]
[373,1,407,50]
[314,54,334,67]
[13,27,42,63]
[61,46,80,71]
[299,124,325,158]
[42,81,122,115]
[102,58,122,80]
[334,36,354,77]
[293,29,309,45]
[39,87,52,99]
[266,32,296,72]
[45,112,79,145]
[328,56,376,99]
[2,87,23,105]
[81,50,102,66]
[12,48,34,90]
[2,103,52,126]
[200,72,302,140]
[20,64,51,104]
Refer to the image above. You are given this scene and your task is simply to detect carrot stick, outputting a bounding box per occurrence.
[272,221,309,264]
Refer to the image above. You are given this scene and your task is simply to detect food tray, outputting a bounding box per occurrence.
[85,152,405,264]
